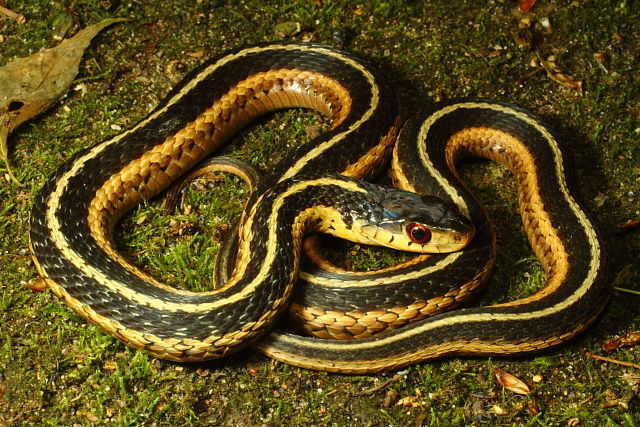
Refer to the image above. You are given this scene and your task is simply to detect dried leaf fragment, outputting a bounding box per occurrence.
[24,278,49,292]
[537,54,583,94]
[494,367,530,394]
[593,52,610,74]
[518,0,537,12]
[539,17,553,34]
[601,389,630,409]
[396,395,420,408]
[621,372,640,386]
[618,219,640,230]
[490,404,507,415]
[383,389,399,408]
[0,18,127,183]
[186,50,206,58]
[526,398,539,415]
[103,360,117,371]
[604,331,640,350]
[196,367,210,377]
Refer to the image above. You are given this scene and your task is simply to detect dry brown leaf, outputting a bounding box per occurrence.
[494,367,530,395]
[0,18,127,183]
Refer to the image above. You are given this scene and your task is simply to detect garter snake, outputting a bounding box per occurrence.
[29,42,610,372]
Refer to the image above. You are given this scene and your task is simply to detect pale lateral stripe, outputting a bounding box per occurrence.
[43,45,375,313]
[298,250,462,287]
[277,58,378,181]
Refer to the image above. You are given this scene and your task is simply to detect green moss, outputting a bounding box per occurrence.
[2,0,639,425]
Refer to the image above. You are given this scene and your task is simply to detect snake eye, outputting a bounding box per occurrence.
[407,223,432,244]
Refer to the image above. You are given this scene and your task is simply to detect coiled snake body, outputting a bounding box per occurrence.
[30,42,610,373]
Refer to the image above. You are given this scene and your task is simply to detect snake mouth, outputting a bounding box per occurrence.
[448,213,475,247]
[447,226,475,250]
[426,206,475,252]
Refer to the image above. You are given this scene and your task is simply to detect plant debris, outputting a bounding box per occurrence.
[536,53,584,94]
[494,368,530,395]
[603,331,640,351]
[0,18,127,183]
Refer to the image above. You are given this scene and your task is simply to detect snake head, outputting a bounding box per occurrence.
[358,189,475,253]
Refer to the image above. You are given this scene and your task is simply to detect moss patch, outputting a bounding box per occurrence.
[1,0,639,425]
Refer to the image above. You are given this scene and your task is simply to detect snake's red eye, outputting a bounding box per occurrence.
[407,223,432,244]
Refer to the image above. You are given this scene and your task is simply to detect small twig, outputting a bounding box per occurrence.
[614,286,640,296]
[584,352,640,370]
[359,374,404,395]
[515,67,543,85]
[0,4,26,24]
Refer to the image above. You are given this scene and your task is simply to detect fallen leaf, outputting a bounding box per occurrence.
[494,368,530,395]
[0,18,127,183]
[518,0,537,13]
[603,338,621,351]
